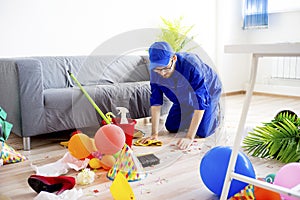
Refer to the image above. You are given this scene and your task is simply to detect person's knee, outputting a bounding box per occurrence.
[196,116,219,138]
[165,122,179,133]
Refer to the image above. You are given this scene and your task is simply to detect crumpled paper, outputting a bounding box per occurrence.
[32,152,89,176]
[76,168,95,185]
[33,188,83,200]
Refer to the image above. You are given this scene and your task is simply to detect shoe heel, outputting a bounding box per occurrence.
[56,183,74,195]
[28,178,63,193]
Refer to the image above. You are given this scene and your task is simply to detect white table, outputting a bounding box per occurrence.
[221,43,300,199]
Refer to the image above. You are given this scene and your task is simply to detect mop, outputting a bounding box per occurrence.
[67,71,160,168]
[67,70,111,124]
[67,70,144,138]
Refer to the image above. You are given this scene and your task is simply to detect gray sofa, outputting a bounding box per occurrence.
[0,55,170,150]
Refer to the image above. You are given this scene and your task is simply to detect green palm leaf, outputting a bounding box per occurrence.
[242,110,300,163]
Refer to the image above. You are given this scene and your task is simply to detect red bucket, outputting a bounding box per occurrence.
[102,118,136,147]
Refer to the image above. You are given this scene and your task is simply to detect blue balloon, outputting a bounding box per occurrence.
[200,146,255,198]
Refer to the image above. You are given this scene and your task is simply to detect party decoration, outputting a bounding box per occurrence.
[254,186,281,200]
[273,162,300,200]
[200,146,256,198]
[230,181,281,200]
[89,158,102,169]
[0,107,13,142]
[68,133,96,160]
[59,130,83,148]
[99,155,116,170]
[0,142,26,164]
[230,184,255,200]
[107,144,147,182]
[94,124,125,155]
[251,177,281,200]
[265,173,276,183]
[110,172,135,200]
[91,151,102,160]
[113,150,121,160]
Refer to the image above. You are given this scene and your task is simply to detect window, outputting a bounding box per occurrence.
[243,0,268,29]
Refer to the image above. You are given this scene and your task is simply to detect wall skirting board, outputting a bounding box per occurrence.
[249,83,300,98]
[223,89,300,99]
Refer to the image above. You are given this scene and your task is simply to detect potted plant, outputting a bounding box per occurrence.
[243,110,300,163]
[157,16,197,52]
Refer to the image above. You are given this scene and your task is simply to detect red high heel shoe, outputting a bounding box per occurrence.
[28,174,76,195]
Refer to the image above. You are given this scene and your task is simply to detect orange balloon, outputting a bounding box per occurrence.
[254,185,281,200]
[68,133,96,159]
[99,155,116,170]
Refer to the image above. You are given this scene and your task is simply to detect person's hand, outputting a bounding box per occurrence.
[139,134,158,144]
[177,137,193,150]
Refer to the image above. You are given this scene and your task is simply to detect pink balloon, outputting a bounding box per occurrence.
[94,124,125,155]
[273,163,300,200]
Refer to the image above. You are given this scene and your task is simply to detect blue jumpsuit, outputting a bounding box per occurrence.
[150,52,222,138]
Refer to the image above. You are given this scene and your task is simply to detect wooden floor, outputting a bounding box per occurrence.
[1,94,300,200]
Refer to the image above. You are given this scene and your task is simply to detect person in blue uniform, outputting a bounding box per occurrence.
[140,41,222,150]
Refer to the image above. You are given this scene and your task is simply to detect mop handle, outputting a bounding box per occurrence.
[67,70,111,125]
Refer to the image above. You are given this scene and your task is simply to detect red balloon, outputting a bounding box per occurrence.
[94,124,125,155]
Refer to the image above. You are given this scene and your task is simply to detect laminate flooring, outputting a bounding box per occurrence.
[1,94,300,200]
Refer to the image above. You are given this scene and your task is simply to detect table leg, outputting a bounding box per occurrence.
[220,54,259,199]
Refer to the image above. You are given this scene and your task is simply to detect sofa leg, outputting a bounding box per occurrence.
[143,117,151,125]
[23,137,31,151]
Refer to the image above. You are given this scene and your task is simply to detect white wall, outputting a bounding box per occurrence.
[0,0,217,61]
[216,0,251,93]
[2,0,299,95]
[250,11,300,96]
[217,0,300,95]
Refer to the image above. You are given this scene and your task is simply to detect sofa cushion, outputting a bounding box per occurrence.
[44,86,100,131]
[43,81,152,132]
[33,56,150,89]
[32,57,74,89]
[70,55,150,86]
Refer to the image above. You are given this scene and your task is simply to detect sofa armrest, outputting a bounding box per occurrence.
[16,59,46,137]
[0,60,22,135]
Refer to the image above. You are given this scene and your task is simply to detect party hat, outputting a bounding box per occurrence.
[110,172,135,200]
[107,144,147,182]
[230,184,255,200]
[0,142,27,164]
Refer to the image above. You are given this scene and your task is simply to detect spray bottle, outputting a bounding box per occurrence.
[116,107,129,124]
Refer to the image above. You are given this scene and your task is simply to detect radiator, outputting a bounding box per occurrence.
[271,57,300,80]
